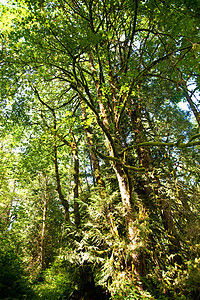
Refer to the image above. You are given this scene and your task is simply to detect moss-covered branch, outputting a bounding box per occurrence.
[94,148,145,172]
[120,139,200,154]
[189,134,200,143]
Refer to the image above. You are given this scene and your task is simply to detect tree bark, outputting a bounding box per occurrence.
[183,87,200,126]
[53,110,70,222]
[127,92,182,264]
[87,51,146,278]
[80,100,120,237]
[80,101,105,188]
[39,174,48,270]
[71,131,81,228]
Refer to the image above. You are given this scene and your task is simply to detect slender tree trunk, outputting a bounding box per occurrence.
[80,101,105,188]
[39,175,48,270]
[178,72,200,126]
[71,131,81,228]
[5,180,16,229]
[53,110,70,222]
[53,139,70,221]
[183,87,200,126]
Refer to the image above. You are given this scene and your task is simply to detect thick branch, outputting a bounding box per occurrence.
[94,148,145,172]
[120,139,200,154]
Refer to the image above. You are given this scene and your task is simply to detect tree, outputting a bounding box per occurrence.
[1,0,200,298]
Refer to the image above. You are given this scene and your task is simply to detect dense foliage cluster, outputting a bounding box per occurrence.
[0,0,200,299]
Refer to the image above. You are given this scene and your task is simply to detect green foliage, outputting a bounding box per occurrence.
[32,261,72,300]
[0,0,200,299]
[144,257,200,300]
[0,232,34,299]
[9,173,65,278]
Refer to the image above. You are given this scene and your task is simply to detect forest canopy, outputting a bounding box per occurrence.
[0,0,200,299]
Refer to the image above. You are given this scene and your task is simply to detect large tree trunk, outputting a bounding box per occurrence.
[88,51,146,279]
[128,93,174,229]
[112,162,146,279]
[128,93,182,263]
[81,101,120,237]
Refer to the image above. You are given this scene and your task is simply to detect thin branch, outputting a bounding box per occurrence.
[31,82,54,112]
[40,111,71,147]
[124,0,138,73]
[56,94,78,109]
[136,43,200,81]
[117,42,200,126]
